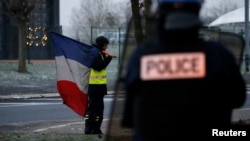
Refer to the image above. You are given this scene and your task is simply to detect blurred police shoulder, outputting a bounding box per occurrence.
[121,0,246,140]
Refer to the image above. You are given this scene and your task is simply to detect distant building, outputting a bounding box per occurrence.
[0,0,61,59]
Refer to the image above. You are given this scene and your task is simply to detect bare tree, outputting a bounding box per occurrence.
[4,0,36,73]
[130,0,145,44]
[69,0,128,43]
[130,0,158,45]
[71,0,113,27]
[113,0,132,27]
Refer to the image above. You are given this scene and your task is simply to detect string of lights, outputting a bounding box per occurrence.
[26,26,48,47]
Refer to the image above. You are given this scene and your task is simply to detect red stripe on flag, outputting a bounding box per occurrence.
[57,80,88,117]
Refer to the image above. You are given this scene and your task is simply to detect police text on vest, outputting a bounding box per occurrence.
[140,52,206,80]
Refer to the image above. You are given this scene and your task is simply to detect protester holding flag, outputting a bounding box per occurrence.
[85,36,116,135]
[51,32,100,117]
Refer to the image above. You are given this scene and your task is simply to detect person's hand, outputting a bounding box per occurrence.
[102,50,116,58]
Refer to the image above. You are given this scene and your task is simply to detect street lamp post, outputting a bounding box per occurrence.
[245,0,249,73]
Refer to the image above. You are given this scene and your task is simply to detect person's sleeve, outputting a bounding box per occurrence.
[91,54,113,71]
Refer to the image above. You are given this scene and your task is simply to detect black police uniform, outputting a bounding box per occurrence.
[122,31,246,140]
[120,0,247,140]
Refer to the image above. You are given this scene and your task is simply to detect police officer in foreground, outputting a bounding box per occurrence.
[122,0,246,140]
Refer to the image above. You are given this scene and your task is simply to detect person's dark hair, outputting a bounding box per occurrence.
[95,36,109,48]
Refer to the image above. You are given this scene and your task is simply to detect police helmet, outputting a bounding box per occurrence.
[95,36,109,48]
[157,0,203,30]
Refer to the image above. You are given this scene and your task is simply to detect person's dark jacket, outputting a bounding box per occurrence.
[89,44,113,95]
[91,44,113,71]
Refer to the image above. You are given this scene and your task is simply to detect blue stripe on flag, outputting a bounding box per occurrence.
[50,32,99,68]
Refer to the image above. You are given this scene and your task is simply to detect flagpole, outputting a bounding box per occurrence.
[245,0,249,73]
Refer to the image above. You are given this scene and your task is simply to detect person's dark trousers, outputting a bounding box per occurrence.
[85,85,105,134]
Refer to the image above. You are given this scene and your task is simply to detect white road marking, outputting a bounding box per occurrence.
[33,119,109,132]
[33,121,83,132]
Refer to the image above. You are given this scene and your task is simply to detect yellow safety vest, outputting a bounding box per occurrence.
[89,53,107,84]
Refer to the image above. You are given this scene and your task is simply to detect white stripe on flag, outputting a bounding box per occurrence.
[56,56,90,94]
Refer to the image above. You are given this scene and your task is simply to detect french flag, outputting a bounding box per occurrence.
[50,32,99,117]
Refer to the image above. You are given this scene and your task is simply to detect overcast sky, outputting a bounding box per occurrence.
[60,0,81,26]
[59,0,245,26]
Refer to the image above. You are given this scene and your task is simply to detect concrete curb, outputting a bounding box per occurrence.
[0,93,59,99]
[0,91,119,100]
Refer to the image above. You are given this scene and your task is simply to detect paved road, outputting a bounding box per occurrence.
[0,96,114,124]
[0,71,249,134]
[0,97,114,134]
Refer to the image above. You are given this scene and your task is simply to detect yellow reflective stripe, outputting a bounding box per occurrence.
[90,76,106,79]
[89,78,107,84]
